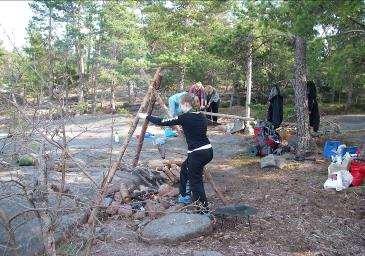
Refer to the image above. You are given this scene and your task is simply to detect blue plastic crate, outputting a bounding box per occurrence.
[323,140,341,159]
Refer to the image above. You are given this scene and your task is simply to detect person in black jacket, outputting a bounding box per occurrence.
[307,81,320,132]
[138,93,213,209]
[267,85,283,129]
[205,85,220,123]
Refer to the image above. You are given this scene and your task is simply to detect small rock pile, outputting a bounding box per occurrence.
[103,159,184,221]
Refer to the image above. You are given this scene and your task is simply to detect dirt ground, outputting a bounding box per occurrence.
[77,122,364,256]
[1,113,364,256]
[85,142,364,256]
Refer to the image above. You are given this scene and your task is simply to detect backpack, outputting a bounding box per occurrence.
[254,121,281,156]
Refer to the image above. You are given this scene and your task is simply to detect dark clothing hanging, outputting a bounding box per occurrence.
[307,81,320,132]
[267,85,283,129]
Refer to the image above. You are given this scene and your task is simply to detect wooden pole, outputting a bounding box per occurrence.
[245,34,253,119]
[140,68,171,117]
[244,34,254,135]
[156,94,171,117]
[199,111,254,121]
[132,73,163,167]
[88,68,162,224]
[205,168,229,205]
[101,68,161,188]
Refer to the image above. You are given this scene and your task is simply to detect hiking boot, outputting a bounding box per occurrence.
[178,194,191,205]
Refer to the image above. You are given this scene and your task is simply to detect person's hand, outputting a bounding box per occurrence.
[137,113,147,119]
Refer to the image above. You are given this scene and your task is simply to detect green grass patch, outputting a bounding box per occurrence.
[116,107,130,115]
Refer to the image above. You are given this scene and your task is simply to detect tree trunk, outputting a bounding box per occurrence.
[90,41,101,114]
[76,41,85,103]
[75,3,85,103]
[244,34,254,134]
[90,61,99,114]
[331,89,335,104]
[110,45,117,113]
[180,65,186,91]
[346,83,353,110]
[293,36,310,158]
[230,83,239,108]
[110,81,116,113]
[47,6,55,100]
[179,44,187,91]
[128,81,135,104]
[338,91,341,104]
[229,90,234,109]
[245,34,253,118]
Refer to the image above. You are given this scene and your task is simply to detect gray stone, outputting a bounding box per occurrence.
[141,213,212,243]
[260,154,276,168]
[145,201,165,219]
[260,154,286,169]
[192,250,224,256]
[113,171,143,189]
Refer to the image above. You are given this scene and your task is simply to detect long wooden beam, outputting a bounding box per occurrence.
[88,68,162,224]
[132,74,163,167]
[199,111,255,121]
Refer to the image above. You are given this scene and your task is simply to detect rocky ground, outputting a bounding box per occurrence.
[0,113,364,256]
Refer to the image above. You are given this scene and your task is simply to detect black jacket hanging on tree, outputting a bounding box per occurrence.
[267,85,283,129]
[307,81,320,132]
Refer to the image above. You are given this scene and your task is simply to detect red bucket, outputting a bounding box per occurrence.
[349,159,365,186]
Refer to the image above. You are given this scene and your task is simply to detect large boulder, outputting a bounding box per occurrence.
[141,213,213,243]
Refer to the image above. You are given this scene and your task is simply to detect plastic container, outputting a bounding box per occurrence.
[349,159,365,186]
[323,140,341,159]
[164,128,177,138]
[341,146,358,156]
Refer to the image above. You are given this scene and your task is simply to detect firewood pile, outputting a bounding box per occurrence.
[102,159,184,220]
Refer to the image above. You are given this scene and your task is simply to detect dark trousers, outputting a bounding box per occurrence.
[179,148,213,205]
[206,101,220,122]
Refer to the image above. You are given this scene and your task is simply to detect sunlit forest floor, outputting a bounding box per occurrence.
[56,116,364,256]
[1,111,364,256]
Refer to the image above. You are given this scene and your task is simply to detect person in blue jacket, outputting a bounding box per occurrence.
[168,92,187,117]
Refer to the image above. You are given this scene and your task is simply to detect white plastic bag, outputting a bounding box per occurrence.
[328,152,353,176]
[324,170,353,191]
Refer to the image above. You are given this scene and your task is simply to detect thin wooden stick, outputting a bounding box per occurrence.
[205,168,229,205]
